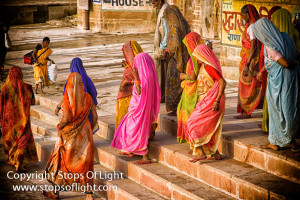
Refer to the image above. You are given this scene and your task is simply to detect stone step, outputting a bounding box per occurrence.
[159,112,300,184]
[31,117,58,137]
[93,164,168,200]
[30,105,61,126]
[94,136,236,200]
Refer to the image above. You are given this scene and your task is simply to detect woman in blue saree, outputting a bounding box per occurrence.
[55,57,99,133]
[252,18,300,153]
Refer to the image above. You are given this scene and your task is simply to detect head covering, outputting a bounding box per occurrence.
[63,72,92,120]
[132,52,161,121]
[183,32,204,74]
[268,6,282,20]
[192,44,223,75]
[122,41,143,68]
[252,18,296,60]
[246,4,260,23]
[271,8,300,49]
[63,57,97,106]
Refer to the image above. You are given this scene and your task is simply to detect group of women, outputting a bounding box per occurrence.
[1,3,300,199]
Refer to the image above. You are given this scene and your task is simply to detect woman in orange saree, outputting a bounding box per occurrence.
[116,41,143,130]
[187,44,226,162]
[0,66,38,172]
[42,72,98,199]
[235,4,266,119]
[177,32,204,144]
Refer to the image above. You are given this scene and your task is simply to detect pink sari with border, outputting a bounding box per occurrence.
[187,44,225,156]
[111,52,161,155]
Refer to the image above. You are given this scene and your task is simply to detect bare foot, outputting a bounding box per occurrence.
[234,114,251,119]
[189,156,207,163]
[208,151,222,160]
[260,143,279,151]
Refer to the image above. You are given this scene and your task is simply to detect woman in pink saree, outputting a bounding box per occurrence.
[187,44,226,162]
[111,52,161,164]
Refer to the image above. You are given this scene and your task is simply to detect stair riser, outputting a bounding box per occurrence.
[35,95,59,111]
[159,115,300,184]
[30,108,59,126]
[96,148,205,200]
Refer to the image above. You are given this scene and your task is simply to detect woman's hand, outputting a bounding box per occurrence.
[51,59,55,64]
[54,107,60,116]
[256,71,262,82]
[180,73,186,80]
[136,84,141,95]
[243,66,250,77]
[121,60,127,68]
[212,102,219,111]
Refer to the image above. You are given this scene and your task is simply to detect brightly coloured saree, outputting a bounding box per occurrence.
[252,18,299,147]
[115,41,143,130]
[46,73,94,187]
[177,32,204,143]
[33,47,52,86]
[111,53,161,155]
[237,4,266,115]
[187,45,225,156]
[0,67,38,170]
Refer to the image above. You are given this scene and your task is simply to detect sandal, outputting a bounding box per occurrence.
[260,143,279,151]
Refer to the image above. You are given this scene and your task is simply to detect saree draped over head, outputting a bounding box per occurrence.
[164,5,190,112]
[33,46,52,86]
[111,53,161,155]
[46,72,94,187]
[115,41,143,130]
[177,32,204,143]
[267,6,282,20]
[252,18,299,147]
[63,57,98,132]
[237,4,266,115]
[187,44,225,156]
[0,67,38,169]
[271,8,300,49]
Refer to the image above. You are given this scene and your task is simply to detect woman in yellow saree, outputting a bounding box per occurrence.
[32,37,54,94]
[0,66,38,172]
[116,41,143,130]
[42,72,98,199]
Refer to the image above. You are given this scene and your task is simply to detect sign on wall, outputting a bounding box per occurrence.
[221,0,299,47]
[93,0,153,11]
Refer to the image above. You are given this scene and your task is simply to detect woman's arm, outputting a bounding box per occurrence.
[246,40,259,69]
[180,69,197,81]
[54,99,63,116]
[133,68,141,95]
[212,78,227,111]
[91,103,98,129]
[277,57,299,68]
[32,49,39,65]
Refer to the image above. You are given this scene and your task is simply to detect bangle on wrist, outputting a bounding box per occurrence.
[57,105,61,110]
[134,81,140,85]
[215,100,220,103]
[57,124,61,130]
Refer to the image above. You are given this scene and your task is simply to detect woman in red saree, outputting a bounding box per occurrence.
[42,72,98,199]
[0,66,38,172]
[235,4,266,119]
[187,44,226,162]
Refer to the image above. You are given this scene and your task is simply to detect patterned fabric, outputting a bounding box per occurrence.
[33,47,52,86]
[111,53,161,155]
[187,45,225,156]
[177,32,204,143]
[46,72,94,186]
[252,18,299,147]
[237,4,266,115]
[0,67,38,169]
[164,5,190,112]
[115,41,143,129]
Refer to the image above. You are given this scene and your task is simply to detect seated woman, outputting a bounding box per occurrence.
[252,18,300,153]
[42,72,98,199]
[0,67,38,172]
[187,44,226,162]
[55,57,98,133]
[116,41,143,130]
[177,32,204,144]
[111,52,161,164]
[32,37,54,94]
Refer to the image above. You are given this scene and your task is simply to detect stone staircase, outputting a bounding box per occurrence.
[30,94,300,200]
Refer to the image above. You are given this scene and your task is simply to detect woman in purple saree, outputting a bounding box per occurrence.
[111,52,161,164]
